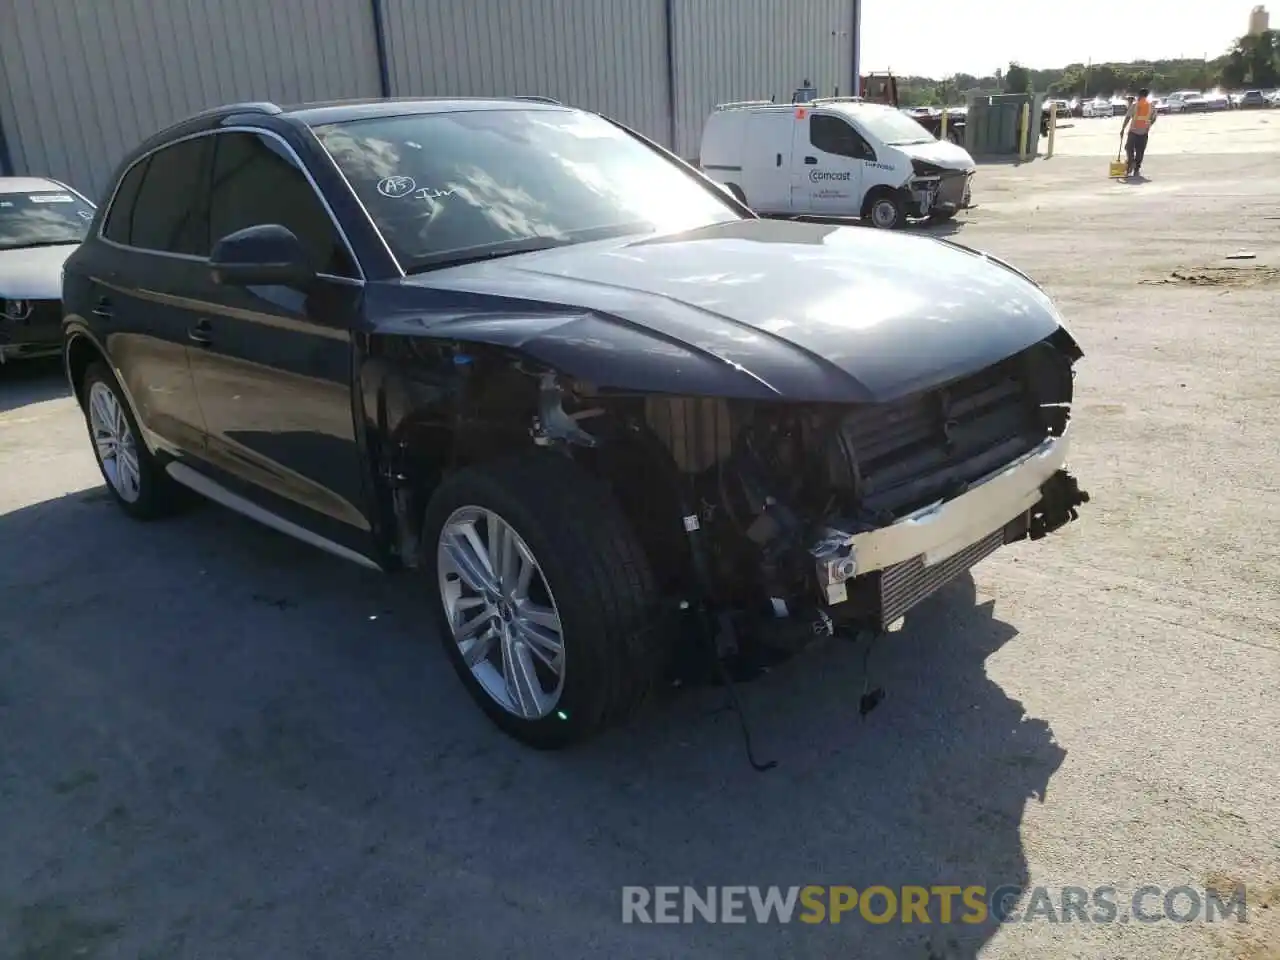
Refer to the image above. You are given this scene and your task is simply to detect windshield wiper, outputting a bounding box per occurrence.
[404,237,575,274]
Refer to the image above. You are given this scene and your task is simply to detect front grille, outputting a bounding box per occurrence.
[935,172,970,207]
[877,529,1004,627]
[839,353,1043,518]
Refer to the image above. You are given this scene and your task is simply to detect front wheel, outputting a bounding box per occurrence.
[421,453,662,749]
[864,189,906,230]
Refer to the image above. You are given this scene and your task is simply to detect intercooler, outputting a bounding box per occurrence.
[875,529,1004,628]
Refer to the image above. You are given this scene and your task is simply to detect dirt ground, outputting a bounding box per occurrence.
[1,109,1278,960]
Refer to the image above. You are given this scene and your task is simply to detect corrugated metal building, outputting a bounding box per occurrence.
[0,0,859,199]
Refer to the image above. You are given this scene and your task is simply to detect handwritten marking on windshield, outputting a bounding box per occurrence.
[377,176,416,198]
[414,187,456,202]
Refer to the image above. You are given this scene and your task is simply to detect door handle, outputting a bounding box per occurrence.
[188,319,213,347]
[804,156,818,165]
[92,297,113,320]
[776,152,782,166]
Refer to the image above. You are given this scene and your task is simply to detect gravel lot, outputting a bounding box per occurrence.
[2,110,1278,960]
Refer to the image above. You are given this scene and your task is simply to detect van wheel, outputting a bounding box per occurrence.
[864,189,905,229]
[421,453,663,749]
[725,182,748,204]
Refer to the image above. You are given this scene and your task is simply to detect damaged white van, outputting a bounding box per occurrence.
[699,99,977,229]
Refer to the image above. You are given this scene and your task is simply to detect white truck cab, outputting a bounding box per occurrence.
[699,98,976,229]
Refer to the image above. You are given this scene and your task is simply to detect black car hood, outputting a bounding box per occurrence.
[386,218,1071,403]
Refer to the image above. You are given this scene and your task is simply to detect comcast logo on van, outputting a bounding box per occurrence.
[809,170,851,182]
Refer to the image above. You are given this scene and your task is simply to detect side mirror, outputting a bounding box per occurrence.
[210,224,314,287]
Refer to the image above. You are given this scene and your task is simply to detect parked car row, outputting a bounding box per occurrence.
[6,96,1090,750]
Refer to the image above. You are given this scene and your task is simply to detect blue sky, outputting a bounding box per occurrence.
[861,1,1252,77]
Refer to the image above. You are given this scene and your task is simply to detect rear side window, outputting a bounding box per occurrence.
[208,131,356,277]
[810,115,875,161]
[128,138,213,255]
[102,158,150,244]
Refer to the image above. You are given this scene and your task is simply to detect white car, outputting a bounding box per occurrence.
[1082,98,1113,118]
[699,98,976,229]
[1,176,96,364]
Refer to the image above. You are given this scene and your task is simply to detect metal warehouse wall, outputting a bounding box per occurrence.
[0,0,856,198]
[380,0,672,146]
[0,0,382,200]
[670,0,857,159]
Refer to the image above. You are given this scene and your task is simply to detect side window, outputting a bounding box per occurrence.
[102,157,150,244]
[810,115,875,161]
[129,138,213,255]
[208,132,356,278]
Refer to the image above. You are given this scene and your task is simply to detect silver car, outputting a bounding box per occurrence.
[0,176,96,364]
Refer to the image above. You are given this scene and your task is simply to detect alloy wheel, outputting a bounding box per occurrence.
[437,506,566,719]
[88,381,142,503]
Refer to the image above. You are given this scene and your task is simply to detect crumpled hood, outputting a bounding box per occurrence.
[897,139,975,171]
[0,244,76,299]
[397,218,1069,403]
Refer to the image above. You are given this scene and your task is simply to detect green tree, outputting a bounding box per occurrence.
[1005,61,1032,93]
[1224,30,1279,86]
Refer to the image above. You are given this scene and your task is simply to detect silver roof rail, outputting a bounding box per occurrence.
[809,96,866,105]
[200,101,283,118]
[713,100,777,111]
[512,95,561,105]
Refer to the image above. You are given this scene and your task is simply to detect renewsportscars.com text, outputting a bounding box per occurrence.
[621,884,1249,925]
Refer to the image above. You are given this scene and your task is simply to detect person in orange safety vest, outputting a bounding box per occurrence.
[1121,88,1157,178]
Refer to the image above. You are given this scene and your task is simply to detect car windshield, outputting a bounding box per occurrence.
[0,189,94,250]
[312,108,742,273]
[844,105,934,145]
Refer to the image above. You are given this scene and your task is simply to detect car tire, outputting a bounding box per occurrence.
[421,452,662,749]
[929,209,958,223]
[80,361,187,520]
[864,189,906,230]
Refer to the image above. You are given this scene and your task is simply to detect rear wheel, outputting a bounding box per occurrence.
[81,361,186,519]
[422,453,662,749]
[864,189,906,230]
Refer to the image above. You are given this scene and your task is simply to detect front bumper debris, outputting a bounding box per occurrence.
[810,424,1080,607]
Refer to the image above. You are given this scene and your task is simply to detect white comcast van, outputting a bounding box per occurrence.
[699,99,976,229]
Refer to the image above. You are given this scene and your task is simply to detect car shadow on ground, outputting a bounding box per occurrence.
[915,219,966,238]
[0,489,1065,960]
[0,358,69,413]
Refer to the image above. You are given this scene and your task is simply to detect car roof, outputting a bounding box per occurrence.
[0,176,65,194]
[126,96,575,162]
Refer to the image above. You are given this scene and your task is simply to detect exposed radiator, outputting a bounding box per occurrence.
[877,529,1004,628]
[839,355,1042,518]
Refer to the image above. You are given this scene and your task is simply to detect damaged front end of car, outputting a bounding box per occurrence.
[523,328,1088,670]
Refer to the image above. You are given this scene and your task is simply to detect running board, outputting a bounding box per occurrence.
[164,461,384,571]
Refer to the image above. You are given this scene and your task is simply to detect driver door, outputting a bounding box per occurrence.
[805,113,872,217]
